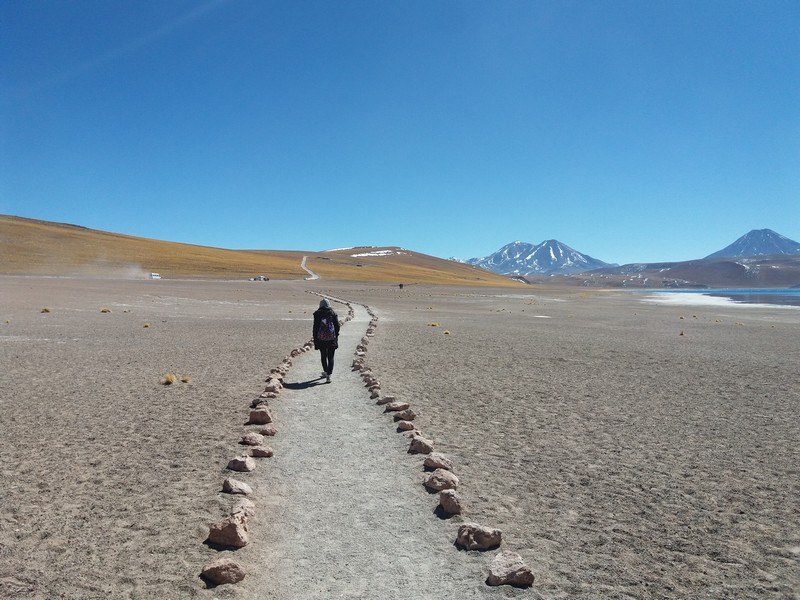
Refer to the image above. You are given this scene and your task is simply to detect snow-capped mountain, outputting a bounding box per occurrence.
[467,240,613,275]
[705,229,800,259]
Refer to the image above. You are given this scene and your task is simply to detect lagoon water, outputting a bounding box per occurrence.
[637,288,800,307]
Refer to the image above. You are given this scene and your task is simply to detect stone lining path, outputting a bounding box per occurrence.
[245,302,505,599]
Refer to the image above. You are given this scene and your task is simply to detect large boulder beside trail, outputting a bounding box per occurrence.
[227,456,256,472]
[263,380,281,393]
[240,432,265,446]
[231,498,256,518]
[394,409,416,422]
[222,478,252,496]
[247,408,273,425]
[201,557,246,585]
[424,452,454,471]
[455,523,502,551]
[408,433,434,455]
[438,489,463,515]
[258,424,278,436]
[249,445,274,458]
[206,514,248,548]
[423,469,459,492]
[486,551,535,587]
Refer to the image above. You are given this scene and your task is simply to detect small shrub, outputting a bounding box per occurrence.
[100,308,111,313]
[443,330,451,335]
[41,308,50,313]
[161,373,177,385]
[143,323,150,328]
[180,376,191,383]
[427,322,439,327]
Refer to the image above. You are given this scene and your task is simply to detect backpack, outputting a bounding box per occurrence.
[317,315,336,341]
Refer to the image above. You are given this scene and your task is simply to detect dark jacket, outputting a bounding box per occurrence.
[312,307,340,350]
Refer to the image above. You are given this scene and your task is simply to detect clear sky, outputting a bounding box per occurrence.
[2,1,798,264]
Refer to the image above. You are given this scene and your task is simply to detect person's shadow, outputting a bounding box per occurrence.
[283,377,326,390]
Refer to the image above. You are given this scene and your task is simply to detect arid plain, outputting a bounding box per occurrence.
[1,275,798,598]
[344,282,800,599]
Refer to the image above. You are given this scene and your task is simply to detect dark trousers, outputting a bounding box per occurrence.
[319,346,336,374]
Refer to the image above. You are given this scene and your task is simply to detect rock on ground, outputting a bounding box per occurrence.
[423,468,459,492]
[408,434,434,454]
[439,489,463,515]
[201,557,246,585]
[222,478,252,495]
[259,424,278,436]
[394,409,416,421]
[227,456,256,472]
[231,498,256,518]
[455,523,502,550]
[250,445,274,458]
[264,381,281,393]
[206,514,249,548]
[486,551,535,587]
[240,432,265,446]
[424,452,454,471]
[248,408,273,425]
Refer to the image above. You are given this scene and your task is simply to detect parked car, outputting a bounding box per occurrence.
[249,275,269,281]
[149,272,161,280]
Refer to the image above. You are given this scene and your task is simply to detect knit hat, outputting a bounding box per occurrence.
[319,298,331,309]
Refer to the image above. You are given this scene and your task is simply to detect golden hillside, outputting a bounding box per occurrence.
[302,247,519,286]
[0,215,520,286]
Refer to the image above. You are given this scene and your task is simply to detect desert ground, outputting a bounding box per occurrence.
[1,276,798,598]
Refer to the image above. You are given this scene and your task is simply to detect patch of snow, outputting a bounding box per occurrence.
[350,250,407,257]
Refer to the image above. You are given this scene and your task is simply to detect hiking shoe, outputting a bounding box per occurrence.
[326,373,331,383]
[321,372,327,379]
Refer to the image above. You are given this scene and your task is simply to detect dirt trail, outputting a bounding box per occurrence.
[300,256,319,280]
[244,301,512,599]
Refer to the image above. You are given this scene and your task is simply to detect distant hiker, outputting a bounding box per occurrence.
[313,298,340,383]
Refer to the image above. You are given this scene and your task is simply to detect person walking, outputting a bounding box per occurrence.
[313,298,340,383]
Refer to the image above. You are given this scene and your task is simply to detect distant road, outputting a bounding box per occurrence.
[300,255,319,280]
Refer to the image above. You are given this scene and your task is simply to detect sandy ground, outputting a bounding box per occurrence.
[323,283,800,599]
[0,277,312,598]
[2,276,798,599]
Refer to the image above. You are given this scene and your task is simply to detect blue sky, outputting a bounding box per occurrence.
[2,1,798,264]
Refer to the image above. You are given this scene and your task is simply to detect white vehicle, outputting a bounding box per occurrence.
[149,273,161,280]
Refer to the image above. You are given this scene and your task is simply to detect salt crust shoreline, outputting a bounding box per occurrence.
[1,276,798,598]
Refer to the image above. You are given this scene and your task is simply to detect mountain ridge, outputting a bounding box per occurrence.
[3,214,799,288]
[466,240,614,275]
[705,229,800,259]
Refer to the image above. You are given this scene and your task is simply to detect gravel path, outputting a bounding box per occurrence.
[245,301,511,599]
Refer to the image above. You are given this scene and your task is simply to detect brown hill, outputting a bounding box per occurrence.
[0,215,519,286]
